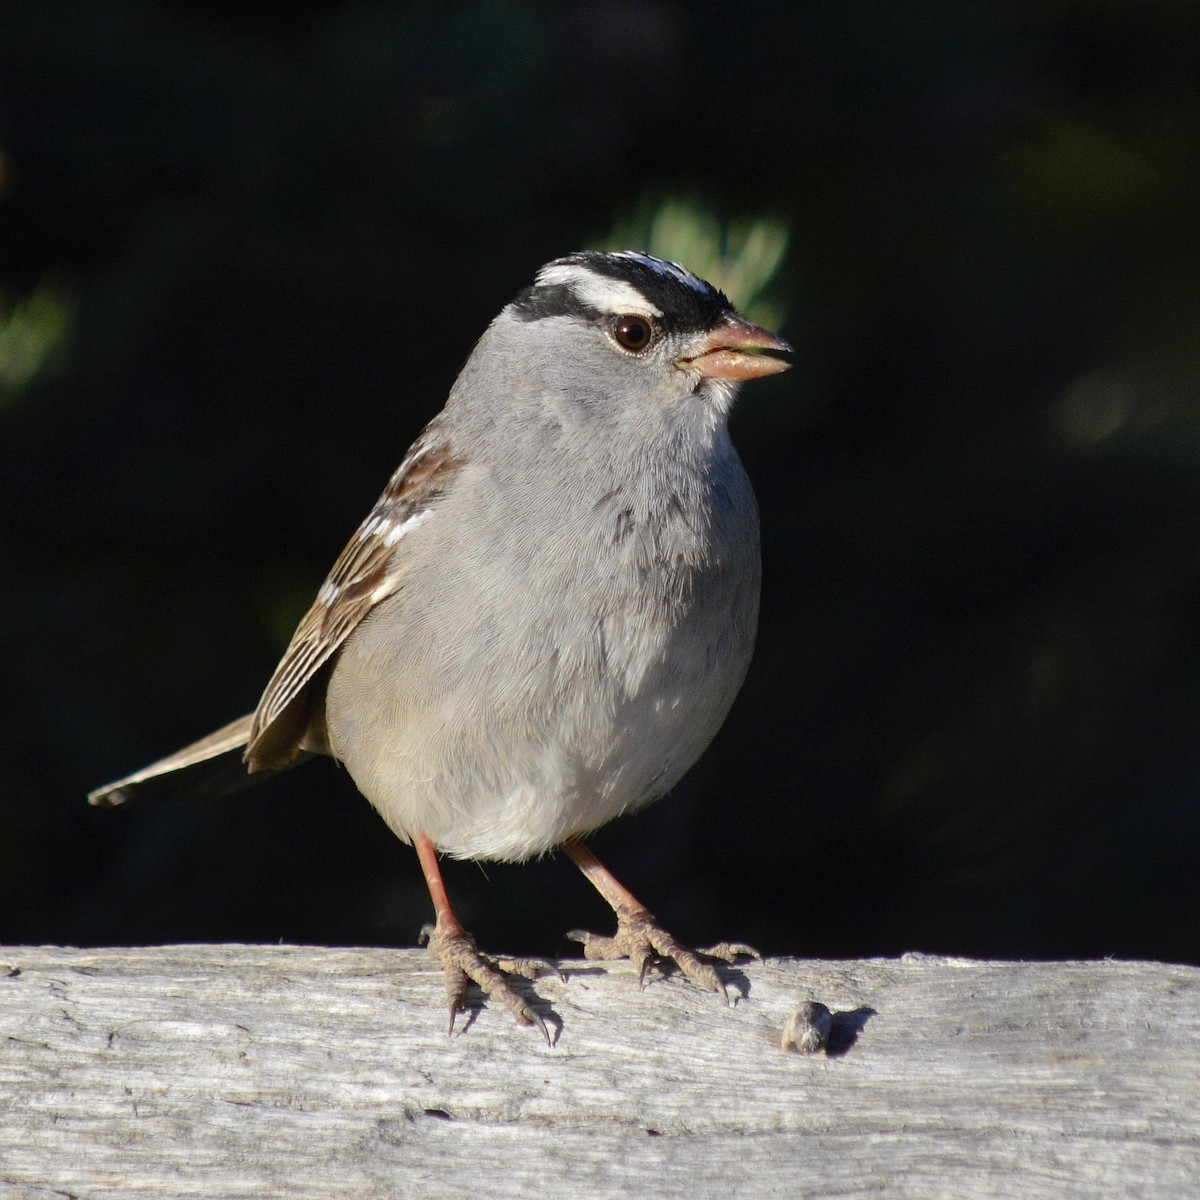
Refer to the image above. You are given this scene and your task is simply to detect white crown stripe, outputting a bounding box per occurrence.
[535,263,663,318]
[609,251,708,293]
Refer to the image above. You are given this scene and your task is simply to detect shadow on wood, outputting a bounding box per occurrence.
[1,946,1197,1197]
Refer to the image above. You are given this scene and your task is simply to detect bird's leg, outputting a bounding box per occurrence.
[562,838,753,999]
[413,831,550,1042]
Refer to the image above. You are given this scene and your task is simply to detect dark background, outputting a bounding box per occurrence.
[3,0,1199,967]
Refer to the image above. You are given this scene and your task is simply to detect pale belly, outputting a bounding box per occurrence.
[325,578,756,862]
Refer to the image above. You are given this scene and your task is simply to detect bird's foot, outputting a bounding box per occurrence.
[699,940,761,963]
[568,910,755,1000]
[419,920,552,1043]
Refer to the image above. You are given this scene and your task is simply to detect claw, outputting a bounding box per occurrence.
[560,840,745,1006]
[636,954,653,991]
[423,919,553,1044]
[568,912,729,997]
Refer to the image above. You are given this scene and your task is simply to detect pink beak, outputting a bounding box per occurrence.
[679,314,792,381]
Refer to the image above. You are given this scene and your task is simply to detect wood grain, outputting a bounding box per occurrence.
[1,945,1197,1198]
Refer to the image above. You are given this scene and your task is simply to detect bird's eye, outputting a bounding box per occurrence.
[611,315,655,352]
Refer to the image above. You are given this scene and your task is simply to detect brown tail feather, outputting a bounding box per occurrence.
[88,714,311,807]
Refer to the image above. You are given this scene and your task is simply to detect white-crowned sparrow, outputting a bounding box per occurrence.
[90,251,790,1039]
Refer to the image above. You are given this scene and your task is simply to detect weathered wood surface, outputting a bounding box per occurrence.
[1,946,1197,1198]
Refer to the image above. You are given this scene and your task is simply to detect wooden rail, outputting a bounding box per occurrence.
[1,945,1197,1197]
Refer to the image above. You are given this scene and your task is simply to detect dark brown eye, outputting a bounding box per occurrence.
[612,315,654,352]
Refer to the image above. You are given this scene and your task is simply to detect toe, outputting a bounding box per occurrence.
[495,954,557,981]
[700,941,760,963]
[566,929,624,962]
[423,925,553,1040]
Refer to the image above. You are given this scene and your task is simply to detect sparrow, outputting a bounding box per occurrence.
[90,251,791,1040]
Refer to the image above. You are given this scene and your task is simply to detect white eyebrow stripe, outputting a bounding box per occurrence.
[536,263,663,318]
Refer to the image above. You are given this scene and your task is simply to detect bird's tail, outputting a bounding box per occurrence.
[88,714,308,807]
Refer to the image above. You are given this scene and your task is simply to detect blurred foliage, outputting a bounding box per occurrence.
[593,196,791,329]
[2,0,1200,967]
[0,276,77,402]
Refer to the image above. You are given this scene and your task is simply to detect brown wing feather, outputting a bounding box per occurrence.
[245,428,465,772]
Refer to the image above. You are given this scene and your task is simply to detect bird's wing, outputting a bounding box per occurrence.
[245,424,465,771]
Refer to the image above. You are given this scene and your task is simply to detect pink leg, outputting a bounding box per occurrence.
[414,831,549,1041]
